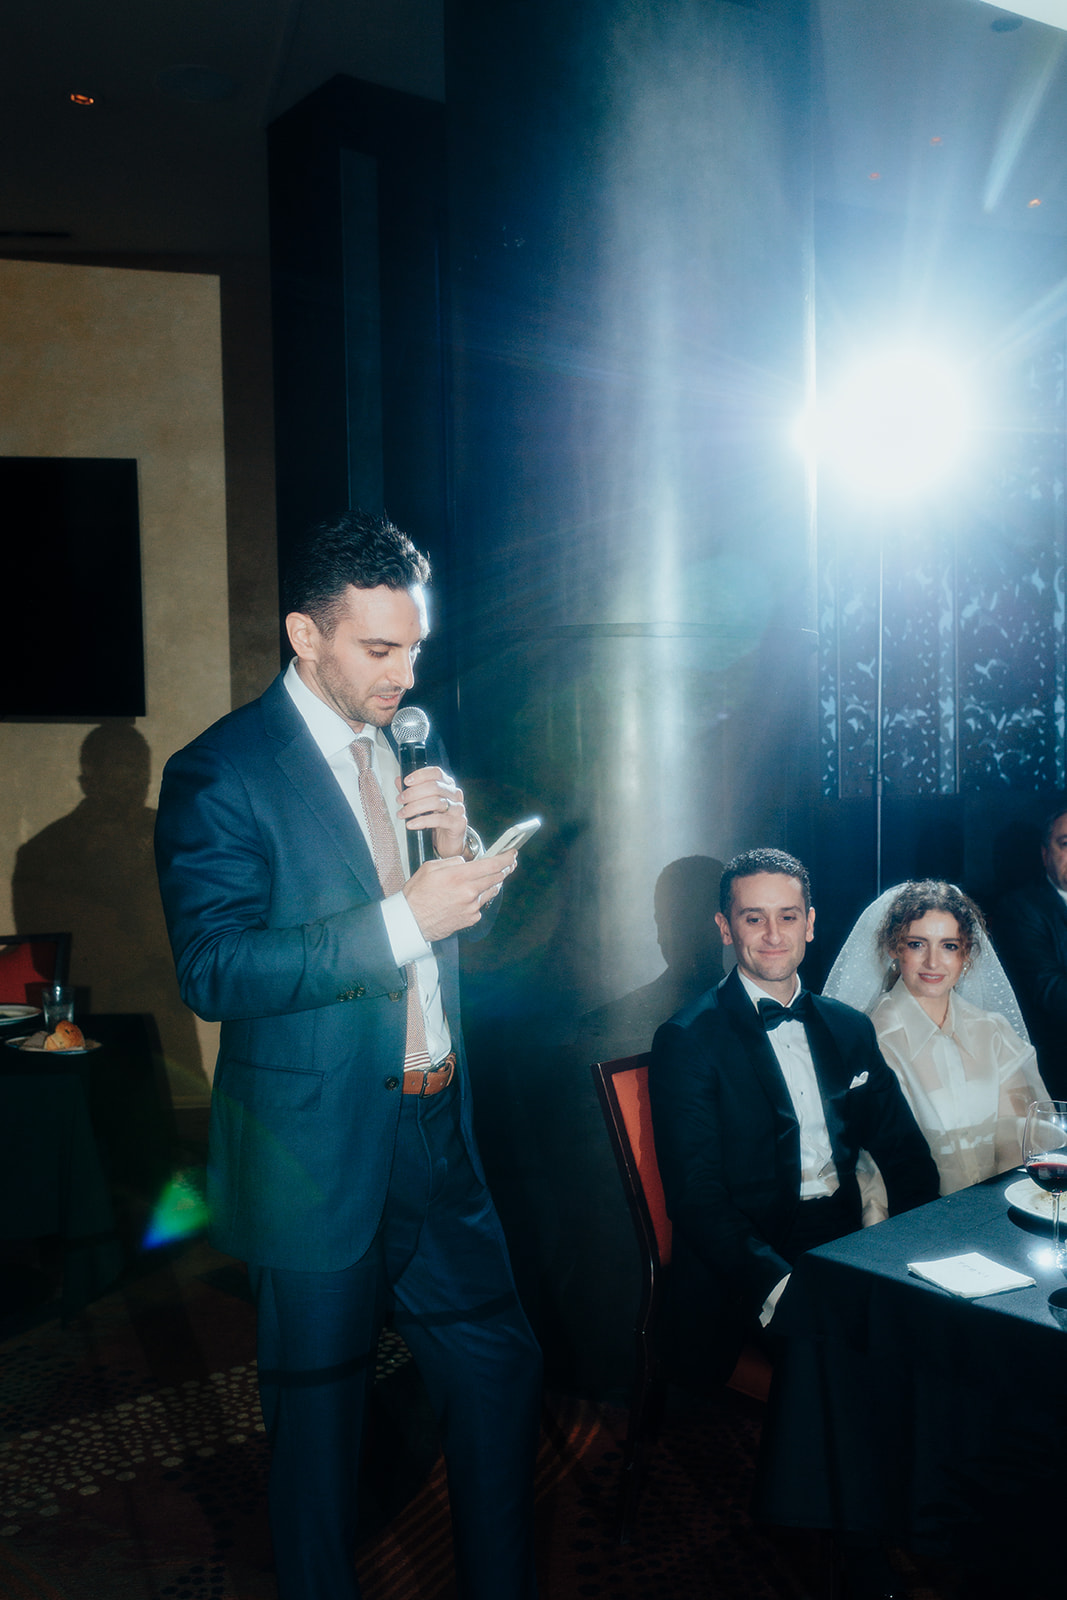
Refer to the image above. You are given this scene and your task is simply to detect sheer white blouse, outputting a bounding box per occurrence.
[858,982,1047,1223]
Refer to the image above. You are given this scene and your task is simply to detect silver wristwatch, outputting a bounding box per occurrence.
[462,826,485,861]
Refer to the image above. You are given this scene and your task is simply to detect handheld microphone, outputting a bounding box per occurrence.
[391,706,432,874]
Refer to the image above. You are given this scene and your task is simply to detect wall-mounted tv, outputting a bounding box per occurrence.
[2,457,145,718]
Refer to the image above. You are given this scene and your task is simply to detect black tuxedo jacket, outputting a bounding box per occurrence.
[649,968,939,1317]
[996,879,1067,1099]
[155,673,496,1273]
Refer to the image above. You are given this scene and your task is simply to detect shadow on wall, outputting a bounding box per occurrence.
[572,855,725,1064]
[11,724,204,1101]
[485,855,726,1397]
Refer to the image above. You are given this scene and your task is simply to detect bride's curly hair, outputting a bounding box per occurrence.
[875,881,987,967]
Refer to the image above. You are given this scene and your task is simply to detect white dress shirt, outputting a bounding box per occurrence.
[737,970,838,1199]
[283,661,450,1063]
[737,969,838,1326]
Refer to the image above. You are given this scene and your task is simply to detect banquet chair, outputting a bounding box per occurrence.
[591,1053,674,1544]
[592,1052,773,1545]
[0,932,72,1003]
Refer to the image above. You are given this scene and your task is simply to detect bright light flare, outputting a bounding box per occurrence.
[796,350,971,500]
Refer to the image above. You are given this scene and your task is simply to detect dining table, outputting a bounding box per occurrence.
[0,1012,174,1319]
[755,1169,1067,1577]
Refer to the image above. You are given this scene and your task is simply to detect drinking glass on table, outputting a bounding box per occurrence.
[41,983,75,1032]
[1023,1100,1067,1269]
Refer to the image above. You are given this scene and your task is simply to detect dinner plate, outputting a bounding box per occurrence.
[1005,1177,1064,1226]
[0,1005,41,1025]
[5,1033,101,1056]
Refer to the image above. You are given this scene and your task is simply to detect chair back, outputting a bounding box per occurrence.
[593,1053,770,1541]
[0,933,72,1003]
[592,1054,672,1269]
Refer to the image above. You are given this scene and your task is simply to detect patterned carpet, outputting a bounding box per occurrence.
[0,1241,958,1600]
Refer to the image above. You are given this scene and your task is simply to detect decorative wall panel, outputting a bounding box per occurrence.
[820,336,1066,797]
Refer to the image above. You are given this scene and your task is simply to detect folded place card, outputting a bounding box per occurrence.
[907,1252,1035,1298]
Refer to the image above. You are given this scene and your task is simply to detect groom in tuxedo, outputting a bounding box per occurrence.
[649,847,938,1343]
[155,511,541,1600]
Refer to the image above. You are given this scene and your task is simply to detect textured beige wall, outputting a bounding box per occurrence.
[0,259,230,1105]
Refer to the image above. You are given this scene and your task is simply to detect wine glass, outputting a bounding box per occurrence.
[1023,1100,1067,1269]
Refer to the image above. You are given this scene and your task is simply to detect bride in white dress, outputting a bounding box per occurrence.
[824,880,1047,1222]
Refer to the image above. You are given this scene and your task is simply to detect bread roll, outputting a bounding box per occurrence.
[44,1019,85,1051]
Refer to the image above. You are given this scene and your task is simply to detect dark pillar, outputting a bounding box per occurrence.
[268,76,453,696]
[268,10,816,1394]
[445,0,815,1391]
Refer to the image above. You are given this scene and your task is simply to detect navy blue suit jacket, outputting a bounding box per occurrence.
[649,968,939,1317]
[155,673,493,1272]
[997,879,1067,1099]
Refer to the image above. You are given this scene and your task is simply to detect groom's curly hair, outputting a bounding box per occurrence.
[876,881,986,965]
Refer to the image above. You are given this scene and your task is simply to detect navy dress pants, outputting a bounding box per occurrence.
[249,1083,542,1600]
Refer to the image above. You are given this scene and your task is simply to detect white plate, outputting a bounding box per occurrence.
[0,1005,41,1024]
[5,1033,100,1056]
[1005,1177,1066,1226]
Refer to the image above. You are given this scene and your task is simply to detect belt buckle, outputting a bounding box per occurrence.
[405,1053,454,1097]
[426,1053,455,1094]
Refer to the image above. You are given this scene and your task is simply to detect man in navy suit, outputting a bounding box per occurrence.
[650,848,938,1345]
[997,803,1067,1100]
[155,512,541,1600]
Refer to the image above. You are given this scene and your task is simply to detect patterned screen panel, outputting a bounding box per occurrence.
[820,339,1066,798]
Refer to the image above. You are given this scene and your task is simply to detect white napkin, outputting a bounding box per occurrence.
[907,1252,1035,1298]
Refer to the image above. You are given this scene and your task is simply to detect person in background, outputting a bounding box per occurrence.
[996,803,1067,1100]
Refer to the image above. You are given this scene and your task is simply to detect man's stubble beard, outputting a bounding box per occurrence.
[313,656,399,730]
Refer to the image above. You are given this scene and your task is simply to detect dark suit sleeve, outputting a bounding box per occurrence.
[842,1013,940,1214]
[155,739,403,1023]
[997,889,1067,1027]
[649,1017,792,1314]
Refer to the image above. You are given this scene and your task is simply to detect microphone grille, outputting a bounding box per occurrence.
[391,706,430,745]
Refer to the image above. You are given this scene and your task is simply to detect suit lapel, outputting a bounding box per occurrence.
[805,996,862,1172]
[1040,879,1067,939]
[261,676,383,902]
[720,974,859,1179]
[718,970,796,1127]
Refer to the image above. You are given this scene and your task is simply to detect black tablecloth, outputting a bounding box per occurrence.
[756,1173,1067,1571]
[0,1014,174,1318]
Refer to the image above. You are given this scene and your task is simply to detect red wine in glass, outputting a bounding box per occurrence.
[1025,1155,1067,1195]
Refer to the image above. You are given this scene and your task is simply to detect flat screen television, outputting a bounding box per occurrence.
[1,457,145,718]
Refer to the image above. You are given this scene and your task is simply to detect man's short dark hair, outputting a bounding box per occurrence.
[1042,803,1067,849]
[282,510,431,637]
[719,848,812,915]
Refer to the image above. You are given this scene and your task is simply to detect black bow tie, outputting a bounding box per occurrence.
[758,992,812,1031]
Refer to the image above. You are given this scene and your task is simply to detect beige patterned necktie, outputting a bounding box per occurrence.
[350,738,431,1071]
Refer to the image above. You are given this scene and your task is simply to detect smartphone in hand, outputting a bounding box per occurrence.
[486,817,542,856]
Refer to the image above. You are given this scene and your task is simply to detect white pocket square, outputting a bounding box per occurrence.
[848,1071,869,1089]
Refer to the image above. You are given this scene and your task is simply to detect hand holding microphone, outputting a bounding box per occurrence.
[391,706,470,871]
[391,706,536,941]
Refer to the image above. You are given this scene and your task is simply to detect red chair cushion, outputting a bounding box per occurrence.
[0,941,58,1003]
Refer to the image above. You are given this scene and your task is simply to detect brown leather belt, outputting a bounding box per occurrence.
[402,1052,456,1097]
